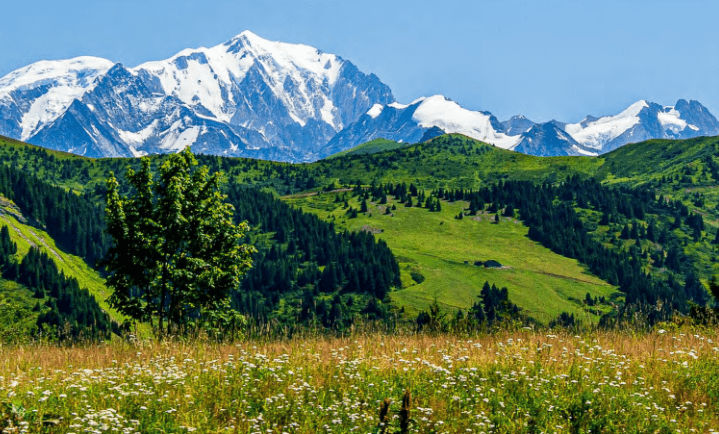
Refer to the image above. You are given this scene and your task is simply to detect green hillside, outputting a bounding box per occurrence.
[0,197,124,325]
[313,134,604,190]
[287,191,618,324]
[326,138,408,158]
[0,133,718,333]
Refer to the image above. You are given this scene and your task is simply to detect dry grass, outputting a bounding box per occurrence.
[0,329,717,432]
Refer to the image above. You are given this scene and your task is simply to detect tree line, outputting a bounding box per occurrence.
[351,176,713,324]
[0,225,114,339]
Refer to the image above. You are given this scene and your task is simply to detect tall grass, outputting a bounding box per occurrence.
[0,329,717,432]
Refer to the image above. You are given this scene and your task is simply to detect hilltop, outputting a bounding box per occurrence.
[0,133,718,334]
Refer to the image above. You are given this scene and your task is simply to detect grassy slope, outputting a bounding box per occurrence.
[600,136,719,279]
[0,208,124,325]
[0,134,82,160]
[287,192,617,324]
[313,134,604,190]
[599,136,719,181]
[326,138,407,158]
[1,134,717,321]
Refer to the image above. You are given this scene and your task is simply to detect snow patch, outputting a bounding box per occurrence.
[388,101,410,110]
[657,108,688,134]
[410,95,519,149]
[571,145,599,156]
[117,120,159,145]
[366,103,383,119]
[159,123,200,151]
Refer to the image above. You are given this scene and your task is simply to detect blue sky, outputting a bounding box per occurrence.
[2,0,717,122]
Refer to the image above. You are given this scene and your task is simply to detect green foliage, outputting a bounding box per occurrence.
[0,165,109,266]
[104,149,255,336]
[3,133,719,332]
[0,224,113,340]
[224,187,401,331]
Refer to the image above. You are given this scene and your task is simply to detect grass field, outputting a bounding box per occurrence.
[286,192,618,324]
[0,329,716,432]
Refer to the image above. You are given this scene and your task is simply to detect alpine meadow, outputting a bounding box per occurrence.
[0,3,719,432]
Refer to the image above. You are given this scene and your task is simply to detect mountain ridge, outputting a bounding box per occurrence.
[0,31,393,161]
[1,31,717,160]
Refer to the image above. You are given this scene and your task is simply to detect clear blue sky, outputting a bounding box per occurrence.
[2,0,718,122]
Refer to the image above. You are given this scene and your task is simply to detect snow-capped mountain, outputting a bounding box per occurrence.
[0,31,393,160]
[0,57,113,141]
[513,121,597,157]
[321,95,520,157]
[564,99,719,153]
[501,115,535,136]
[0,30,717,160]
[323,97,719,158]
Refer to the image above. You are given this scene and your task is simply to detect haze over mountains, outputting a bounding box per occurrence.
[1,31,717,161]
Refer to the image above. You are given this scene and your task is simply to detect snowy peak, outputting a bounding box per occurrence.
[514,121,597,157]
[0,56,113,94]
[500,115,535,136]
[565,99,719,152]
[326,97,718,159]
[0,31,392,161]
[565,100,648,150]
[0,31,717,161]
[0,56,113,139]
[134,30,348,128]
[409,95,519,149]
[320,94,520,157]
[672,99,719,135]
[224,30,344,85]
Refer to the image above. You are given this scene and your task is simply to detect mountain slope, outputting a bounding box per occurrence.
[513,121,593,157]
[1,133,718,324]
[0,57,112,141]
[286,191,617,323]
[1,31,393,161]
[326,138,407,158]
[565,99,719,152]
[2,31,718,161]
[321,95,518,157]
[328,98,719,158]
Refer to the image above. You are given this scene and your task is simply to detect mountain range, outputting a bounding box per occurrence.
[1,31,717,161]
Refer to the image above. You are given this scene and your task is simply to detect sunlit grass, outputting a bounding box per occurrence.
[0,329,716,432]
[287,193,618,324]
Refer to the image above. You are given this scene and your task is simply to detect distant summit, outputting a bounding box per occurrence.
[0,31,717,160]
[0,31,392,160]
[322,98,719,158]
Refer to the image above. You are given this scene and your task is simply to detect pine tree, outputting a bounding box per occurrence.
[0,225,17,273]
[647,221,656,242]
[709,276,719,304]
[621,224,630,239]
[360,199,368,213]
